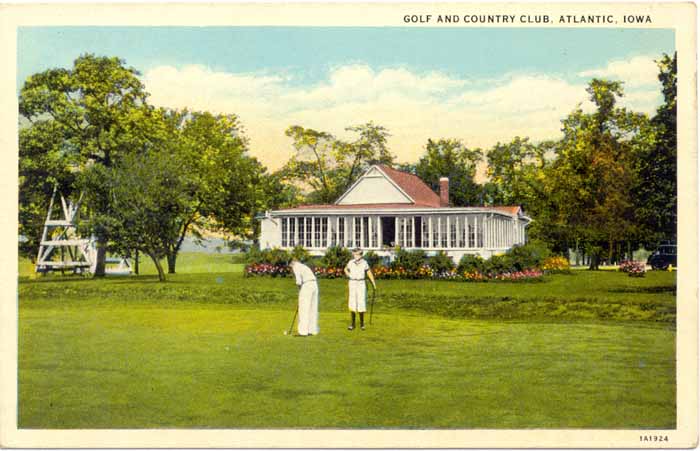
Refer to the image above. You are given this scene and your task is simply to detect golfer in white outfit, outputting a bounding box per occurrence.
[290,258,319,336]
[344,248,376,331]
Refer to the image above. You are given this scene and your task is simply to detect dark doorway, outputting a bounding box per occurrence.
[414,216,422,248]
[381,217,395,247]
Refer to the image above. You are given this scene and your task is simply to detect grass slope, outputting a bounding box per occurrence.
[18,254,676,429]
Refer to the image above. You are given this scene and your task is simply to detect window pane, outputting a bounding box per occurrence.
[321,217,328,247]
[281,218,288,247]
[440,216,448,248]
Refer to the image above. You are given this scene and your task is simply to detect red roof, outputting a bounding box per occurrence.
[272,166,524,217]
[277,203,523,216]
[375,164,441,207]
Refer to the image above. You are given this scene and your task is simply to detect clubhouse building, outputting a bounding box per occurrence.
[258,165,531,262]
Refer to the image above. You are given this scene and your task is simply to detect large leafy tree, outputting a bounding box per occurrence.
[92,150,192,282]
[161,110,268,273]
[19,54,153,276]
[545,79,653,268]
[484,136,548,210]
[634,52,677,247]
[281,122,394,203]
[412,138,483,206]
[18,120,78,259]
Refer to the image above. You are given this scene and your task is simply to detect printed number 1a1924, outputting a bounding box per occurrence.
[640,435,669,442]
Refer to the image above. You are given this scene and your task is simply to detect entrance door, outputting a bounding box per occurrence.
[381,217,395,247]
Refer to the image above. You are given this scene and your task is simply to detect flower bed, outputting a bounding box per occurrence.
[245,262,544,282]
[542,256,571,274]
[619,260,646,277]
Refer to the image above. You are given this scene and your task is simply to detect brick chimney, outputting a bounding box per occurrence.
[439,177,449,207]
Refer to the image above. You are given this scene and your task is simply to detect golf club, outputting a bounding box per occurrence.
[285,307,298,336]
[369,284,376,325]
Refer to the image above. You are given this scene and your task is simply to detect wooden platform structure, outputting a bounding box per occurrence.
[35,187,93,274]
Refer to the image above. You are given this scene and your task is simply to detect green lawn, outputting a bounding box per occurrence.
[18,253,676,429]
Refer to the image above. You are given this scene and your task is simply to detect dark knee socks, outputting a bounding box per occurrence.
[350,312,365,327]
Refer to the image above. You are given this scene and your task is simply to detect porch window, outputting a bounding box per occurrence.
[477,216,484,247]
[440,216,448,248]
[370,217,378,248]
[362,217,369,248]
[354,217,362,248]
[305,217,313,247]
[432,217,439,248]
[422,217,429,248]
[321,217,328,247]
[406,217,414,248]
[449,217,457,248]
[338,217,345,247]
[289,217,296,247]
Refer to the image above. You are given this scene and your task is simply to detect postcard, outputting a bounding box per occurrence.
[0,2,697,448]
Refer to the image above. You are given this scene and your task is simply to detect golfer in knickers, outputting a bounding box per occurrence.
[344,248,376,331]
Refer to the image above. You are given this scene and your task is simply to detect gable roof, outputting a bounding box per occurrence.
[373,165,442,207]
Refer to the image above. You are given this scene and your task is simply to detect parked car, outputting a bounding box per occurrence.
[647,245,677,270]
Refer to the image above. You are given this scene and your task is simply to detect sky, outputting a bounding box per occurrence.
[18,27,675,171]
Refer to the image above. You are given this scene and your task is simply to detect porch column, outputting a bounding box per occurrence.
[360,216,365,248]
[403,217,407,248]
[446,216,451,248]
[412,216,416,248]
[377,217,382,249]
[394,217,399,247]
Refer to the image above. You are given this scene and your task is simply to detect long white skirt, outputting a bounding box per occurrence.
[348,280,367,313]
[298,282,319,335]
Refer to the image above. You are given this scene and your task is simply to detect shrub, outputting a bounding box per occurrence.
[321,246,352,269]
[457,254,485,274]
[290,245,310,263]
[245,246,290,265]
[483,254,513,275]
[364,250,384,269]
[428,251,455,273]
[391,248,426,272]
[504,241,551,271]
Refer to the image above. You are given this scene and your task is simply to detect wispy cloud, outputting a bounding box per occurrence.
[577,54,661,88]
[142,57,663,171]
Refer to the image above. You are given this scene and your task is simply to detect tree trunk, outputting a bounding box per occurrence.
[93,239,107,277]
[134,249,139,275]
[588,253,600,271]
[167,252,177,274]
[149,253,167,282]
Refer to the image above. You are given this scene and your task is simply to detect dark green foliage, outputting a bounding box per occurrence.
[413,138,483,206]
[427,250,455,273]
[363,250,383,268]
[320,246,352,268]
[505,241,551,271]
[391,248,426,271]
[290,245,310,263]
[245,246,291,266]
[483,255,513,275]
[457,254,486,273]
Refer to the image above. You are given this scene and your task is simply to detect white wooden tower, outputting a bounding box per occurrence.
[35,186,94,274]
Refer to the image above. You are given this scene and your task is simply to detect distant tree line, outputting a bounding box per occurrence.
[19,52,676,279]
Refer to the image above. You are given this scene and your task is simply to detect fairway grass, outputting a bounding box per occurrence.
[18,254,676,429]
